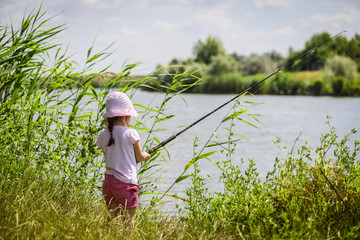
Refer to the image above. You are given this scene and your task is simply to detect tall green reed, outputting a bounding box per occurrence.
[0,6,208,239]
[0,6,143,189]
[0,4,205,206]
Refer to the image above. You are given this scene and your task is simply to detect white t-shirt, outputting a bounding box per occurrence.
[96,126,140,185]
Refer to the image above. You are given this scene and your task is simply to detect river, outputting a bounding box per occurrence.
[123,91,360,213]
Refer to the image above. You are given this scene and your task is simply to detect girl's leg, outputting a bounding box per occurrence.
[108,204,136,229]
[108,203,122,218]
[124,207,136,229]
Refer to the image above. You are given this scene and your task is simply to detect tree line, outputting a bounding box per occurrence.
[144,32,360,96]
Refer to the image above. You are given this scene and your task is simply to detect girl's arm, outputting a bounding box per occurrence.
[134,140,150,163]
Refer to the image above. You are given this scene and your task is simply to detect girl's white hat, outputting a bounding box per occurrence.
[102,92,138,119]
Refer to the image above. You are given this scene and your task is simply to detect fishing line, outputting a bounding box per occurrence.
[146,30,346,154]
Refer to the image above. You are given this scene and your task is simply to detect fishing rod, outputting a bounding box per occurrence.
[146,30,346,155]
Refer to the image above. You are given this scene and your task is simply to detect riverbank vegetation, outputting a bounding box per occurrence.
[1,7,360,239]
[145,34,360,96]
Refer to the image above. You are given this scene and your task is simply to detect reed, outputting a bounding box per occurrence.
[1,6,359,240]
[1,119,358,239]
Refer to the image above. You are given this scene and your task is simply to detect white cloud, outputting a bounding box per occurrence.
[223,24,298,56]
[192,8,234,32]
[299,7,360,30]
[109,16,122,22]
[1,0,359,74]
[273,25,297,37]
[253,0,292,9]
[81,0,98,5]
[120,26,141,38]
[171,0,193,5]
[152,21,182,32]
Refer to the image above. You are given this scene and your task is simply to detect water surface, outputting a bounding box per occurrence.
[128,91,360,211]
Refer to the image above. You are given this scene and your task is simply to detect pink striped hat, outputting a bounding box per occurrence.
[102,92,138,119]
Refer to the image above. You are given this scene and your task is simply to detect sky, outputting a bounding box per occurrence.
[1,0,359,75]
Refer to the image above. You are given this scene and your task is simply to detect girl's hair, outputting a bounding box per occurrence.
[107,116,119,146]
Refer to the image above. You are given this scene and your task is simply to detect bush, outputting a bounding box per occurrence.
[325,55,357,81]
[269,72,293,95]
[242,73,268,94]
[352,76,360,96]
[197,72,243,93]
[184,121,360,239]
[309,78,323,96]
[241,53,277,76]
[332,76,345,96]
[207,54,238,76]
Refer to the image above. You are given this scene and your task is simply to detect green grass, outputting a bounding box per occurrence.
[1,5,359,240]
[1,123,359,239]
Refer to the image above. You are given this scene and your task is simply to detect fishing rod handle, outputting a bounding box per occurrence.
[147,134,177,154]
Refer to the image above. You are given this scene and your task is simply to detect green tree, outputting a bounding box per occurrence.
[266,50,284,63]
[286,32,360,71]
[193,36,226,64]
[288,32,332,71]
[347,34,360,71]
[242,54,275,75]
[324,55,357,96]
[325,55,357,80]
[231,51,283,76]
[207,54,237,76]
[332,36,349,56]
[230,52,246,72]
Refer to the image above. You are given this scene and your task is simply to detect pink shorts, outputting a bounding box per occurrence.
[102,174,139,209]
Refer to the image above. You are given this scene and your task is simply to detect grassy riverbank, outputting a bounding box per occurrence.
[1,124,359,239]
[1,6,359,239]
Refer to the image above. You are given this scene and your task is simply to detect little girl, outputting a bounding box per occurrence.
[96,92,150,228]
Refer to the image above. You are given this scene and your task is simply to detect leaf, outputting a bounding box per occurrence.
[164,194,186,201]
[195,151,217,161]
[206,139,242,148]
[222,111,244,122]
[174,174,192,184]
[155,114,174,123]
[240,119,259,129]
[134,103,159,113]
[35,106,54,111]
[222,128,249,140]
[184,160,195,172]
[183,151,216,172]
